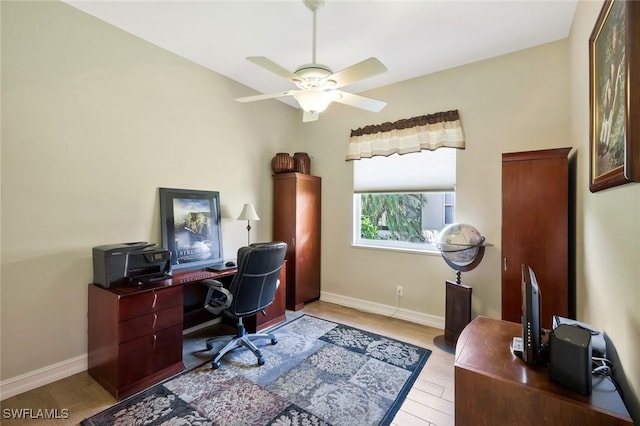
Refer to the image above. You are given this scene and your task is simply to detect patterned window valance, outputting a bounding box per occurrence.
[346,110,465,161]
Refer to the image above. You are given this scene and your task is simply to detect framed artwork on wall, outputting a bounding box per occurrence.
[159,188,224,271]
[589,0,640,192]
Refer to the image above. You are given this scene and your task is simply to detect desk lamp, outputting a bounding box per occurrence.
[238,203,260,245]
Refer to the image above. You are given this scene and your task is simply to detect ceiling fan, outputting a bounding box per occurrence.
[235,0,388,122]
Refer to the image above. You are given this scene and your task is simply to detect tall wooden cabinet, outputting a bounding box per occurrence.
[273,172,321,310]
[501,147,573,330]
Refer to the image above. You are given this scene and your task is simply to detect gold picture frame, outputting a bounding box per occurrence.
[589,0,640,192]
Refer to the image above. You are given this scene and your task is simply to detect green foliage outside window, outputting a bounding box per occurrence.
[360,215,378,239]
[360,193,425,243]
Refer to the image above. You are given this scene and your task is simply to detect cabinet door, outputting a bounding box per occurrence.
[118,324,183,387]
[273,174,298,307]
[152,324,183,372]
[295,176,321,304]
[502,149,569,329]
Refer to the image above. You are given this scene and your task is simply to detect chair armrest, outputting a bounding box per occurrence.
[202,279,224,288]
[202,280,233,314]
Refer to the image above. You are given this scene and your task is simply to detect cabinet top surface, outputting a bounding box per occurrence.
[455,316,631,420]
[272,172,321,181]
[502,147,572,162]
[89,269,236,296]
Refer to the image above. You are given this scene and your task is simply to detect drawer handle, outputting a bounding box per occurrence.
[152,293,158,309]
[153,334,157,349]
[152,313,157,329]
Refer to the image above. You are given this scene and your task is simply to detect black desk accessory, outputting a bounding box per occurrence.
[549,324,592,395]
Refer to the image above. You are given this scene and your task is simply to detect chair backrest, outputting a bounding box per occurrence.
[227,242,287,317]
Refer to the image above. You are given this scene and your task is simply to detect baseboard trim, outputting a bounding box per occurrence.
[0,354,88,401]
[319,291,445,330]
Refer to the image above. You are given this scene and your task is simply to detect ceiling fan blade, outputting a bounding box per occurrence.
[235,90,298,103]
[333,90,387,112]
[328,57,387,89]
[247,56,300,83]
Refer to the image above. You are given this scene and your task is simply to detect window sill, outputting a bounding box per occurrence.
[351,243,441,256]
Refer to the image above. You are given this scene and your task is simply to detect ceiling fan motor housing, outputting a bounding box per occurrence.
[294,64,336,89]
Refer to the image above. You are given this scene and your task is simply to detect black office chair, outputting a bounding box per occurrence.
[202,241,287,369]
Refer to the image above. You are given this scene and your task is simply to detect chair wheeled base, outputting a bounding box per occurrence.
[206,317,278,369]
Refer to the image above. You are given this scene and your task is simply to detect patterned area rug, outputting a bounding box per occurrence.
[82,315,431,426]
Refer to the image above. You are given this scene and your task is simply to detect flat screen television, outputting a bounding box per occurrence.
[159,188,224,271]
[521,264,543,365]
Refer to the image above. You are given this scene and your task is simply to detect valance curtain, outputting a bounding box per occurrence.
[346,110,465,161]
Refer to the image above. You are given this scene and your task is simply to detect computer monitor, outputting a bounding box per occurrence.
[159,188,224,271]
[521,264,543,365]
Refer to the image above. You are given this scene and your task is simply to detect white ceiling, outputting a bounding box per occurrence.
[64,0,578,109]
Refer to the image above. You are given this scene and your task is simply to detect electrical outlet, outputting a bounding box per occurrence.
[396,286,403,297]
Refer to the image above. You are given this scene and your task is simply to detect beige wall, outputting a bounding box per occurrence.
[304,40,570,321]
[2,0,638,410]
[1,1,299,380]
[569,0,639,406]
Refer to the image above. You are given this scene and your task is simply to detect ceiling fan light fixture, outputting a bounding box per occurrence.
[293,89,334,113]
[237,0,387,121]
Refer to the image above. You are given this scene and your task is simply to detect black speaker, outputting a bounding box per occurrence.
[549,324,592,395]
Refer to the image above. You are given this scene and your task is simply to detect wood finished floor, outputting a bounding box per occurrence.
[0,301,455,426]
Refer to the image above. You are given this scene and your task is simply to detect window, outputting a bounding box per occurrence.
[353,149,456,253]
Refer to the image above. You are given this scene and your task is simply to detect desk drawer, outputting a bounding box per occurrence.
[119,286,182,321]
[119,305,183,343]
[118,324,183,387]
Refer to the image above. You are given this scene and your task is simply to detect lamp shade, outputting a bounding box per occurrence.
[237,203,260,221]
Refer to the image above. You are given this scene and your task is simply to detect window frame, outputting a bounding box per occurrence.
[352,191,455,254]
[351,148,457,254]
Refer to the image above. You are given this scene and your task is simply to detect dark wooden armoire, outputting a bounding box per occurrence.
[501,147,573,330]
[273,172,321,310]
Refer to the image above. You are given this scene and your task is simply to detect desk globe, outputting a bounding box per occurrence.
[437,223,487,281]
[434,223,488,353]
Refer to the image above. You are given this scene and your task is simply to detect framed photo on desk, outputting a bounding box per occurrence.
[159,188,224,271]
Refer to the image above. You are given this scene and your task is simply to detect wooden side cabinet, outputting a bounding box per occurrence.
[273,173,321,311]
[502,147,572,329]
[88,284,184,400]
[455,317,632,425]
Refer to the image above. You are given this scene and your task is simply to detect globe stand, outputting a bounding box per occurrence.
[434,224,489,355]
[434,279,472,354]
[433,335,456,354]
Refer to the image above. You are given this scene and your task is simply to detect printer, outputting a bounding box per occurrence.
[93,242,172,288]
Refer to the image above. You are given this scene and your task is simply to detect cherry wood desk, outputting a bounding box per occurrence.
[455,316,632,425]
[88,265,286,400]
